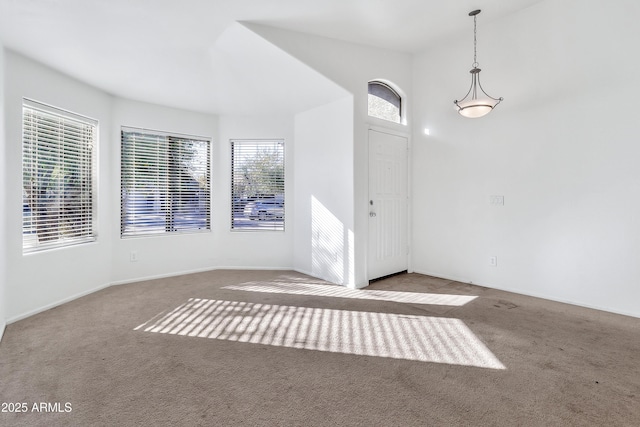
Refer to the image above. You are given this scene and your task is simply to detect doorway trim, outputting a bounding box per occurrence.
[366,125,412,282]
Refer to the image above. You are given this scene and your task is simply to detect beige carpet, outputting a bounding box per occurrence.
[0,270,638,426]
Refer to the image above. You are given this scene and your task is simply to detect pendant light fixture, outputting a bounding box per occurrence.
[454,9,503,118]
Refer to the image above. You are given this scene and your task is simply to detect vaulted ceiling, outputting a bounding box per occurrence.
[0,0,545,115]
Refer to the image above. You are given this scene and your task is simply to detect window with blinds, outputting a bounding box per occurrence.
[121,127,211,237]
[22,99,98,253]
[231,140,284,231]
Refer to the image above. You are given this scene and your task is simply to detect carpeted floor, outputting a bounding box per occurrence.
[0,270,638,426]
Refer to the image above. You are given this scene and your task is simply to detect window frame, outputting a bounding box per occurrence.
[230,139,285,232]
[120,126,212,238]
[367,80,404,124]
[22,98,98,254]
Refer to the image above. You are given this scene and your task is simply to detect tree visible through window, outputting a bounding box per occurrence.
[231,140,284,231]
[368,81,402,123]
[22,99,97,253]
[121,127,211,237]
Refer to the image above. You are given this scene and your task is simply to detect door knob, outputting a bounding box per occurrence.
[369,212,376,217]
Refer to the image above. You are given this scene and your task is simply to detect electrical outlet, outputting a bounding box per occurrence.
[130,251,138,262]
[489,256,497,267]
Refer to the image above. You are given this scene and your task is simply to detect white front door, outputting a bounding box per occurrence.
[368,129,408,281]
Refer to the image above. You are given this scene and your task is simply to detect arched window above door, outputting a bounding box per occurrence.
[368,81,402,124]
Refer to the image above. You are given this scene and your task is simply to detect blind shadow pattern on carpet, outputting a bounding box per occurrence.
[135,298,505,370]
[222,281,478,306]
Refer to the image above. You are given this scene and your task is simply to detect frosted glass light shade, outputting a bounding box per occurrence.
[454,66,503,118]
[453,10,503,119]
[455,98,500,118]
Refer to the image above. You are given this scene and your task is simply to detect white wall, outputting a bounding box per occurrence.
[246,24,413,286]
[0,45,7,338]
[4,51,113,321]
[294,97,354,285]
[3,53,297,321]
[8,0,637,322]
[215,114,295,270]
[111,104,298,284]
[412,0,640,317]
[110,98,220,283]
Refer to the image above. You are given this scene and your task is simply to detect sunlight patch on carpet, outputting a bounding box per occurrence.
[222,282,477,306]
[135,298,504,369]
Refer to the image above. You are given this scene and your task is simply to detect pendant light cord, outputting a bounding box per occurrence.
[454,9,503,116]
[473,14,478,68]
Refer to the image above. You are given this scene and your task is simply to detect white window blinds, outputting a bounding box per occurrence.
[22,99,98,253]
[121,127,211,237]
[231,140,284,231]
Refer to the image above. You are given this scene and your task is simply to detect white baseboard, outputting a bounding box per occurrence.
[0,322,5,343]
[110,266,219,286]
[217,265,294,272]
[292,268,363,288]
[292,267,315,278]
[6,282,112,325]
[110,265,294,286]
[410,269,473,285]
[411,269,639,319]
[14,268,605,328]
[8,266,296,324]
